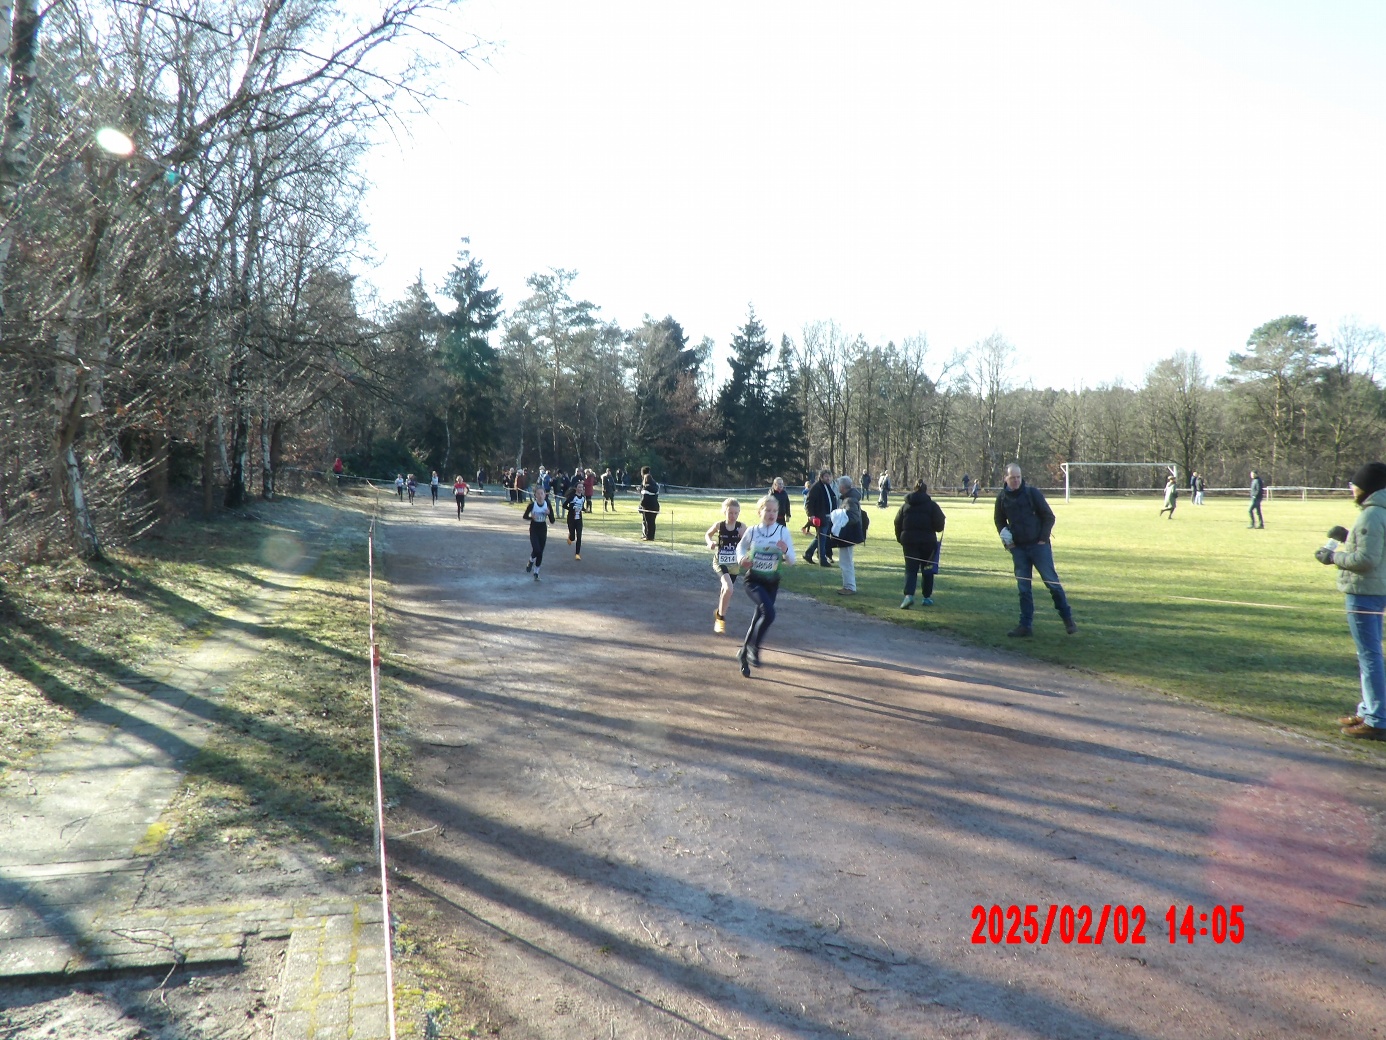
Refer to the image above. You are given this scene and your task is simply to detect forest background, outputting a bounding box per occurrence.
[3,0,1385,563]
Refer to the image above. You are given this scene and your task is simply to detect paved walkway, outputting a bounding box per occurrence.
[0,505,390,1039]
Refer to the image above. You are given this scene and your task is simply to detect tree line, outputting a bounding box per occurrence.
[3,4,1383,563]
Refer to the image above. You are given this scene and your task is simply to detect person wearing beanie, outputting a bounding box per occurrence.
[1313,460,1386,740]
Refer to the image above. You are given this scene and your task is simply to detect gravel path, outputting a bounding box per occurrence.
[381,493,1386,1039]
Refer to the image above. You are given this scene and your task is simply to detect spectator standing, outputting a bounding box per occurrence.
[994,463,1077,637]
[804,469,839,567]
[602,468,617,511]
[895,481,946,608]
[771,477,792,527]
[1314,461,1386,740]
[333,457,344,487]
[830,476,865,595]
[1249,470,1265,528]
[877,472,892,508]
[638,466,660,540]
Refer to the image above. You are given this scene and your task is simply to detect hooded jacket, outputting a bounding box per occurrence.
[894,490,946,554]
[1334,488,1386,596]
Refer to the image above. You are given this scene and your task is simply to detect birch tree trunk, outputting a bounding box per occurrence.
[0,0,34,321]
[260,395,274,499]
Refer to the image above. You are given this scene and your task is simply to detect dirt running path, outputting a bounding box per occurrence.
[381,494,1386,1040]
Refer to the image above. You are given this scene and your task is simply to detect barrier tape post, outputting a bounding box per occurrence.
[367,521,399,1040]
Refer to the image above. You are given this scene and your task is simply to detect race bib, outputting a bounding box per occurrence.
[717,546,738,567]
[751,547,783,574]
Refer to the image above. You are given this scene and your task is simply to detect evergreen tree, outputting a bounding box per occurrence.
[715,307,801,484]
[438,241,503,472]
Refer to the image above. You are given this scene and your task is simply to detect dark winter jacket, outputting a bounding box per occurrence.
[805,479,838,522]
[639,477,660,514]
[831,495,864,547]
[894,490,946,554]
[994,481,1056,546]
[771,488,791,526]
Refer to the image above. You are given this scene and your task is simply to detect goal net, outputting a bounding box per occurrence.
[1060,462,1178,502]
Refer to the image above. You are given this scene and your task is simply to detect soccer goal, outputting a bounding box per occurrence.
[1060,462,1178,502]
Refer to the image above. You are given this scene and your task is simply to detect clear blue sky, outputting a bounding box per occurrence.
[358,0,1386,390]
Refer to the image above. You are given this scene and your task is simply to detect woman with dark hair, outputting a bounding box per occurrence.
[638,466,660,541]
[1314,461,1386,739]
[894,480,947,608]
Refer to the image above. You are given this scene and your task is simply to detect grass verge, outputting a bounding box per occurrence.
[1,512,294,777]
[517,489,1381,748]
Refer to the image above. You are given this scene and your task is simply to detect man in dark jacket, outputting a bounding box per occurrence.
[804,469,838,567]
[894,482,946,607]
[994,463,1077,637]
[1249,470,1265,528]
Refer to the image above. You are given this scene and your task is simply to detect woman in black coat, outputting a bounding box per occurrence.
[638,466,660,541]
[894,481,946,607]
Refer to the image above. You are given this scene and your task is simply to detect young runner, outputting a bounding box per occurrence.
[395,474,405,500]
[566,482,587,559]
[430,470,440,504]
[406,474,417,503]
[705,498,747,634]
[735,495,797,677]
[522,486,556,581]
[453,475,468,519]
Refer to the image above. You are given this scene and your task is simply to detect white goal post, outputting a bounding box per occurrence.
[1060,462,1178,502]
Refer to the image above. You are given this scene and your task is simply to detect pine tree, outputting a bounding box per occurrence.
[438,241,503,472]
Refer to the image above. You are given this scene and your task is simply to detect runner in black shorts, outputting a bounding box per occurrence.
[704,499,747,635]
[522,487,556,581]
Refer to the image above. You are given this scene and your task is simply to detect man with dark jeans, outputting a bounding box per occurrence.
[994,463,1077,637]
[1249,470,1265,528]
[804,469,838,566]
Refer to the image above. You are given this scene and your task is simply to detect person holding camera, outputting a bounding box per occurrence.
[1314,461,1386,740]
[994,463,1077,638]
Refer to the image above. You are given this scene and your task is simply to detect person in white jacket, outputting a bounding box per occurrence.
[830,476,865,594]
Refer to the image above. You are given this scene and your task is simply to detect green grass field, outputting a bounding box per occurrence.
[512,489,1375,745]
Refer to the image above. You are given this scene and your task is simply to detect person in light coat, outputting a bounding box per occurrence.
[1315,461,1386,740]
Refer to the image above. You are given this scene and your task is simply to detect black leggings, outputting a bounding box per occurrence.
[456,494,465,517]
[568,513,582,553]
[529,523,548,567]
[642,510,657,540]
[743,577,780,649]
